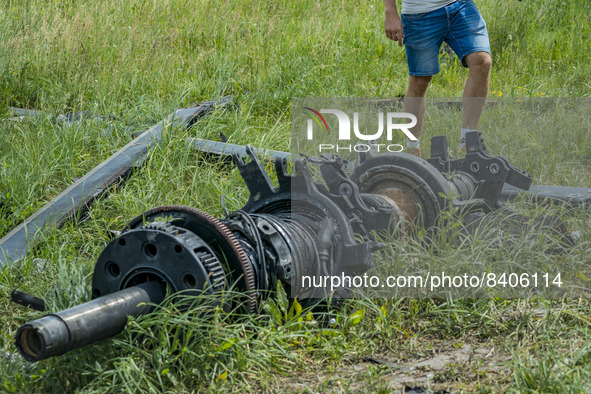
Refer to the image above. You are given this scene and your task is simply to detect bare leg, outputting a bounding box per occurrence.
[404,75,433,140]
[462,51,492,130]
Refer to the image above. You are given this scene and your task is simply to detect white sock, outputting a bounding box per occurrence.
[407,139,420,148]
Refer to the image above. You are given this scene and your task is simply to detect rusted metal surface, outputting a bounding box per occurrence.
[373,186,420,224]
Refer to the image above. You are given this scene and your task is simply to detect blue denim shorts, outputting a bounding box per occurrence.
[401,0,491,76]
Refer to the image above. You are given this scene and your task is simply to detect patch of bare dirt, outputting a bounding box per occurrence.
[362,342,513,392]
[259,341,512,392]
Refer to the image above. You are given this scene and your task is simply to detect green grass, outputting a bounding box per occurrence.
[1,0,591,392]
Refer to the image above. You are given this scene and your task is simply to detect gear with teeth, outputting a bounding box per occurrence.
[125,205,257,312]
[196,250,226,292]
[137,221,227,292]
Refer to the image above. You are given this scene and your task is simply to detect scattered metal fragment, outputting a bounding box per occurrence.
[55,111,111,126]
[5,107,43,123]
[10,290,45,312]
[363,356,392,366]
[7,107,43,117]
[188,137,291,162]
[32,258,47,274]
[500,184,591,206]
[0,96,233,267]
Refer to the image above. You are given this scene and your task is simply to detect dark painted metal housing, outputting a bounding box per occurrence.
[189,137,591,207]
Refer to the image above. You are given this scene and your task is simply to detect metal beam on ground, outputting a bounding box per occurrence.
[187,138,291,162]
[499,184,591,206]
[0,97,232,267]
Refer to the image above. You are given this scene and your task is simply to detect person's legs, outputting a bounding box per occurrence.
[401,8,446,156]
[404,75,433,141]
[462,51,492,130]
[444,0,491,147]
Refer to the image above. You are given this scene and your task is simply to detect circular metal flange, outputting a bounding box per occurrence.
[93,222,225,300]
[351,153,451,228]
[123,205,257,313]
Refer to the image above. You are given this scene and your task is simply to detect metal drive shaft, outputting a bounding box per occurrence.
[15,281,166,362]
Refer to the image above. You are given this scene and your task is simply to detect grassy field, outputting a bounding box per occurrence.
[1,0,591,391]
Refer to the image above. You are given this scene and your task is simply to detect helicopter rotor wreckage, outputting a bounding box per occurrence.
[13,127,580,362]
